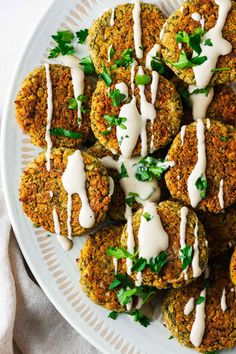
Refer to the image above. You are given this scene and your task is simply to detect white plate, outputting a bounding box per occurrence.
[1,0,235,353]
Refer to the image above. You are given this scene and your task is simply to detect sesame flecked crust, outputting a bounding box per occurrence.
[161,0,236,85]
[165,119,236,213]
[89,3,166,74]
[19,148,111,237]
[15,64,96,148]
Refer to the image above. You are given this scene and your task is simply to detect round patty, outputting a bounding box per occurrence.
[165,119,236,213]
[19,148,111,237]
[78,225,126,312]
[91,66,182,156]
[161,0,236,85]
[121,200,208,289]
[88,3,166,74]
[230,248,236,286]
[162,262,236,352]
[15,64,95,148]
[198,206,236,258]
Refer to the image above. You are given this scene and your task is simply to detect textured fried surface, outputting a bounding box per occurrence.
[165,119,236,213]
[230,248,236,285]
[19,148,111,236]
[15,64,95,148]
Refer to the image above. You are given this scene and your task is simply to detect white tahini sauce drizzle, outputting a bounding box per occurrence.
[159,21,167,41]
[180,125,186,146]
[179,206,189,279]
[218,179,224,209]
[108,177,114,196]
[110,7,115,26]
[138,203,169,262]
[189,86,214,121]
[53,207,73,251]
[192,218,202,278]
[192,0,232,88]
[149,70,159,153]
[206,118,211,129]
[108,44,113,62]
[62,151,95,239]
[49,190,53,198]
[221,287,227,312]
[132,0,143,59]
[145,44,161,70]
[115,82,129,100]
[44,63,53,172]
[190,288,206,347]
[191,12,205,29]
[113,258,118,274]
[187,119,207,208]
[184,297,195,315]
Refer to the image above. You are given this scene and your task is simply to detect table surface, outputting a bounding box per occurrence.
[0,1,99,352]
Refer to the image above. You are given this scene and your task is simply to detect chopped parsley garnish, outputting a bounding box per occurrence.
[48,30,75,58]
[111,48,134,69]
[175,27,205,55]
[135,74,151,86]
[131,257,147,272]
[195,176,207,199]
[179,245,193,270]
[119,162,129,179]
[76,29,88,44]
[171,51,207,70]
[50,128,82,139]
[135,156,174,182]
[139,46,145,51]
[190,86,211,97]
[149,251,167,274]
[108,311,118,320]
[211,67,230,72]
[109,273,133,290]
[178,88,191,108]
[117,286,155,306]
[68,95,88,112]
[151,56,166,75]
[169,336,174,340]
[77,94,88,102]
[204,38,213,47]
[106,246,136,260]
[143,212,152,221]
[125,192,139,207]
[109,89,126,107]
[109,46,115,59]
[68,98,78,110]
[99,65,112,86]
[79,56,95,74]
[196,295,205,305]
[221,136,228,142]
[101,114,127,135]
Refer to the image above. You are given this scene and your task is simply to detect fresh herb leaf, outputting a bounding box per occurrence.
[103,114,127,135]
[80,105,89,114]
[125,192,139,207]
[109,89,126,107]
[139,46,145,51]
[195,176,207,199]
[149,252,167,274]
[190,86,211,97]
[211,67,230,72]
[151,56,166,75]
[99,65,112,86]
[135,74,151,86]
[175,28,205,55]
[178,88,191,108]
[79,56,95,74]
[117,286,155,306]
[111,48,134,69]
[179,245,193,270]
[109,273,133,290]
[169,336,174,340]
[220,136,228,142]
[117,288,137,305]
[76,29,88,44]
[77,94,88,102]
[119,163,129,179]
[50,128,82,139]
[109,46,115,59]
[204,38,213,47]
[135,156,174,182]
[143,212,152,221]
[171,51,207,69]
[48,30,75,58]
[108,311,118,320]
[196,296,205,305]
[131,310,151,327]
[68,98,78,110]
[131,257,147,272]
[106,246,136,260]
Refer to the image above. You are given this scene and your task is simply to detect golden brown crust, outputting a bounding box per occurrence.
[230,248,236,285]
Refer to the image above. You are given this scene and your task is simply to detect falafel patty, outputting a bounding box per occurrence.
[161,0,236,85]
[19,148,111,237]
[230,248,236,285]
[91,66,182,156]
[121,200,208,289]
[88,3,166,74]
[198,206,236,258]
[162,262,236,352]
[165,119,236,213]
[78,226,126,312]
[15,64,95,148]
